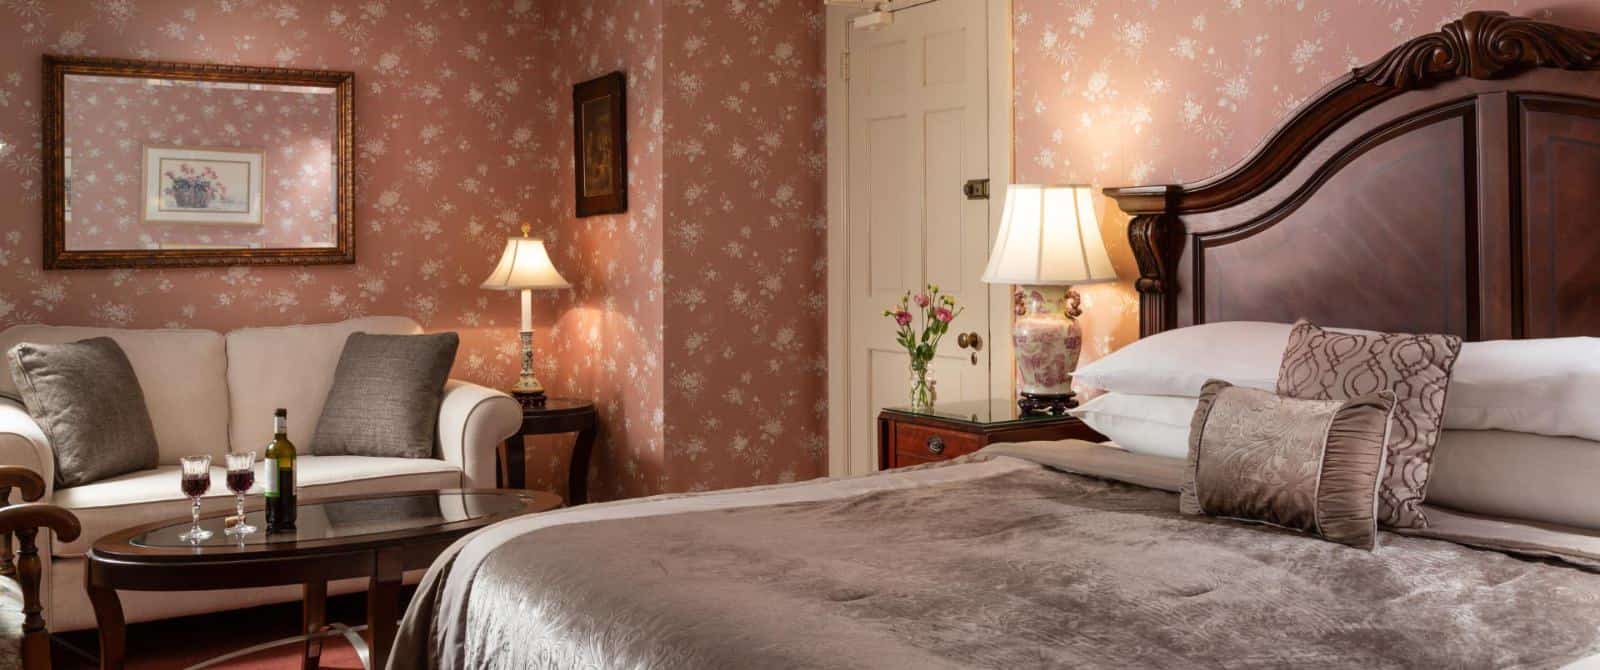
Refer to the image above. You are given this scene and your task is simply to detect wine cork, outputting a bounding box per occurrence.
[225,515,246,530]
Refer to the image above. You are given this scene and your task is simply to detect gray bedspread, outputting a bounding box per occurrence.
[392,449,1600,669]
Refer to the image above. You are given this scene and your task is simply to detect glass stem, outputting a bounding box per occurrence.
[237,493,245,519]
[192,498,201,534]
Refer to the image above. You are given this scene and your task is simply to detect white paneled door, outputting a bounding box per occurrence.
[845,0,995,474]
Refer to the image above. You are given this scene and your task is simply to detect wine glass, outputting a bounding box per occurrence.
[224,451,257,536]
[178,455,213,542]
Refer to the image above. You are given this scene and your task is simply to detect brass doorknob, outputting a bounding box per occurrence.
[956,332,983,350]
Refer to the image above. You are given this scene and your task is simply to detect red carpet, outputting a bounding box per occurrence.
[54,590,405,669]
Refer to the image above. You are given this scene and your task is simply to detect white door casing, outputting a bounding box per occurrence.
[828,0,1012,476]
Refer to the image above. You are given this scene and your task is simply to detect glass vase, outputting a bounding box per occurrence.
[908,363,936,412]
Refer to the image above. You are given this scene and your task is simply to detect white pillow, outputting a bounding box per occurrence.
[1444,337,1600,442]
[1071,322,1288,397]
[1074,321,1600,442]
[1068,393,1198,460]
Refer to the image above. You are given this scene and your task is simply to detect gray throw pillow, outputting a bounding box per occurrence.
[7,337,160,488]
[311,332,459,459]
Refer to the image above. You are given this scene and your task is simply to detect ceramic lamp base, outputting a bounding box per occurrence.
[513,390,547,410]
[1017,392,1077,416]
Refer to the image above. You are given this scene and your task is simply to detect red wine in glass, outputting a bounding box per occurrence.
[181,474,211,498]
[226,470,254,494]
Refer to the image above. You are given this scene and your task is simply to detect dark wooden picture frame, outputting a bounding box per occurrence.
[573,71,628,218]
[42,54,356,269]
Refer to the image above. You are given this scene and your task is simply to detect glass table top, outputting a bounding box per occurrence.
[882,398,1076,428]
[132,491,529,549]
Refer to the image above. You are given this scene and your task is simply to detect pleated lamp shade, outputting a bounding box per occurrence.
[981,184,1117,286]
[480,237,572,290]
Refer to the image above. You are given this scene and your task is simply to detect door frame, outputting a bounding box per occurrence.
[825,0,1015,476]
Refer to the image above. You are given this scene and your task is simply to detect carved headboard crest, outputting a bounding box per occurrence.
[1105,11,1600,339]
[1355,11,1600,89]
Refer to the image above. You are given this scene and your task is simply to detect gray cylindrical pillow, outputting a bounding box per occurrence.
[310,332,460,459]
[8,337,160,487]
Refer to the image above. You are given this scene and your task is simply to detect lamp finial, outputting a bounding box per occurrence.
[520,222,532,238]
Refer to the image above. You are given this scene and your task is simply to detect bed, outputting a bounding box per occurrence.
[392,11,1600,669]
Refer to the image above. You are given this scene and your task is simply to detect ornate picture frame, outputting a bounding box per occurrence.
[42,54,355,269]
[572,71,628,218]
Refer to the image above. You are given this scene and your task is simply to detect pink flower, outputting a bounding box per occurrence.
[894,310,913,326]
[935,307,954,322]
[913,292,930,307]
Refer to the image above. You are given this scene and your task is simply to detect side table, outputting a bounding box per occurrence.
[500,398,598,505]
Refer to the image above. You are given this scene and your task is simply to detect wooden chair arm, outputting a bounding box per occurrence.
[0,468,44,504]
[0,504,79,544]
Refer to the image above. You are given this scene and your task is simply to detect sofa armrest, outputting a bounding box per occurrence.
[436,380,522,488]
[0,400,52,503]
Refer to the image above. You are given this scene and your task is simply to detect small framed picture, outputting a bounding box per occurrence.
[142,145,265,226]
[573,71,627,217]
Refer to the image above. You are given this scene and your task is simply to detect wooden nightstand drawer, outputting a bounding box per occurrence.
[895,423,984,462]
[877,399,1106,470]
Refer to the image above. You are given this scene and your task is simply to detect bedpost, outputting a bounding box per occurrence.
[1104,185,1182,337]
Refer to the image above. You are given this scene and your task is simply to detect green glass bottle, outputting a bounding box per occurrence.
[264,408,297,532]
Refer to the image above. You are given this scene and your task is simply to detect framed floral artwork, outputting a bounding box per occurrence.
[573,71,627,217]
[142,145,265,226]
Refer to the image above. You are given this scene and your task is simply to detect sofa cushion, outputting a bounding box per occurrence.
[0,325,228,465]
[312,332,459,459]
[8,338,160,488]
[225,317,423,454]
[50,456,460,557]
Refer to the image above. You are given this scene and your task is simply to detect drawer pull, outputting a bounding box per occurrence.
[926,435,945,455]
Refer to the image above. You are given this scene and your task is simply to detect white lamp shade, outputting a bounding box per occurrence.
[981,184,1118,286]
[480,237,572,290]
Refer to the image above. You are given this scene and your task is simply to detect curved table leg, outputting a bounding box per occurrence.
[569,422,596,506]
[84,562,125,670]
[303,581,327,670]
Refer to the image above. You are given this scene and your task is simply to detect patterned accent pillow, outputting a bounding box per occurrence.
[1276,320,1461,528]
[1181,380,1396,549]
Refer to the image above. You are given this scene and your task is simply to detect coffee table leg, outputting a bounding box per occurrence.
[367,548,403,670]
[303,581,327,670]
[84,568,125,670]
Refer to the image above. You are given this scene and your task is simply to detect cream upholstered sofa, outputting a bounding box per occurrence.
[0,316,522,632]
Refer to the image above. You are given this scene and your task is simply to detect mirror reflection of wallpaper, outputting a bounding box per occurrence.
[62,75,337,251]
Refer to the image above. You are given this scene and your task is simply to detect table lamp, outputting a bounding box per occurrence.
[481,224,572,409]
[981,184,1118,415]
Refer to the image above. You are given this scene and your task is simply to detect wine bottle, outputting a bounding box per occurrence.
[264,408,297,532]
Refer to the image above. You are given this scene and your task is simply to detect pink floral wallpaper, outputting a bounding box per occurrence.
[1012,0,1600,376]
[63,75,337,250]
[659,1,827,490]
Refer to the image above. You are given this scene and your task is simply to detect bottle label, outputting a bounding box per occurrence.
[265,460,279,498]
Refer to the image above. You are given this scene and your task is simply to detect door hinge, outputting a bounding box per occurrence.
[963,179,990,200]
[840,51,851,81]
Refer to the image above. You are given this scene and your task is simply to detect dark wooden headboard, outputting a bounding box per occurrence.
[1105,11,1600,341]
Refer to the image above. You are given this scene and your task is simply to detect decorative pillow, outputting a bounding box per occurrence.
[1277,319,1461,529]
[311,332,459,459]
[1067,393,1198,459]
[1181,380,1396,550]
[7,338,160,487]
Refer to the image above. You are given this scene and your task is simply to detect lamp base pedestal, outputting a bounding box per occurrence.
[1017,392,1076,416]
[513,390,547,410]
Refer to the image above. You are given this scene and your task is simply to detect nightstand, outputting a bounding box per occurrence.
[500,398,597,505]
[878,398,1105,469]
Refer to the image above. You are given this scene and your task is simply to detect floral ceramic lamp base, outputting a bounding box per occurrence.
[513,329,547,409]
[1012,286,1083,416]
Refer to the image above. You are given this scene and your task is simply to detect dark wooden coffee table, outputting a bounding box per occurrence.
[85,488,562,670]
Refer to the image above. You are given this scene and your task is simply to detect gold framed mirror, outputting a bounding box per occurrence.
[42,55,355,269]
